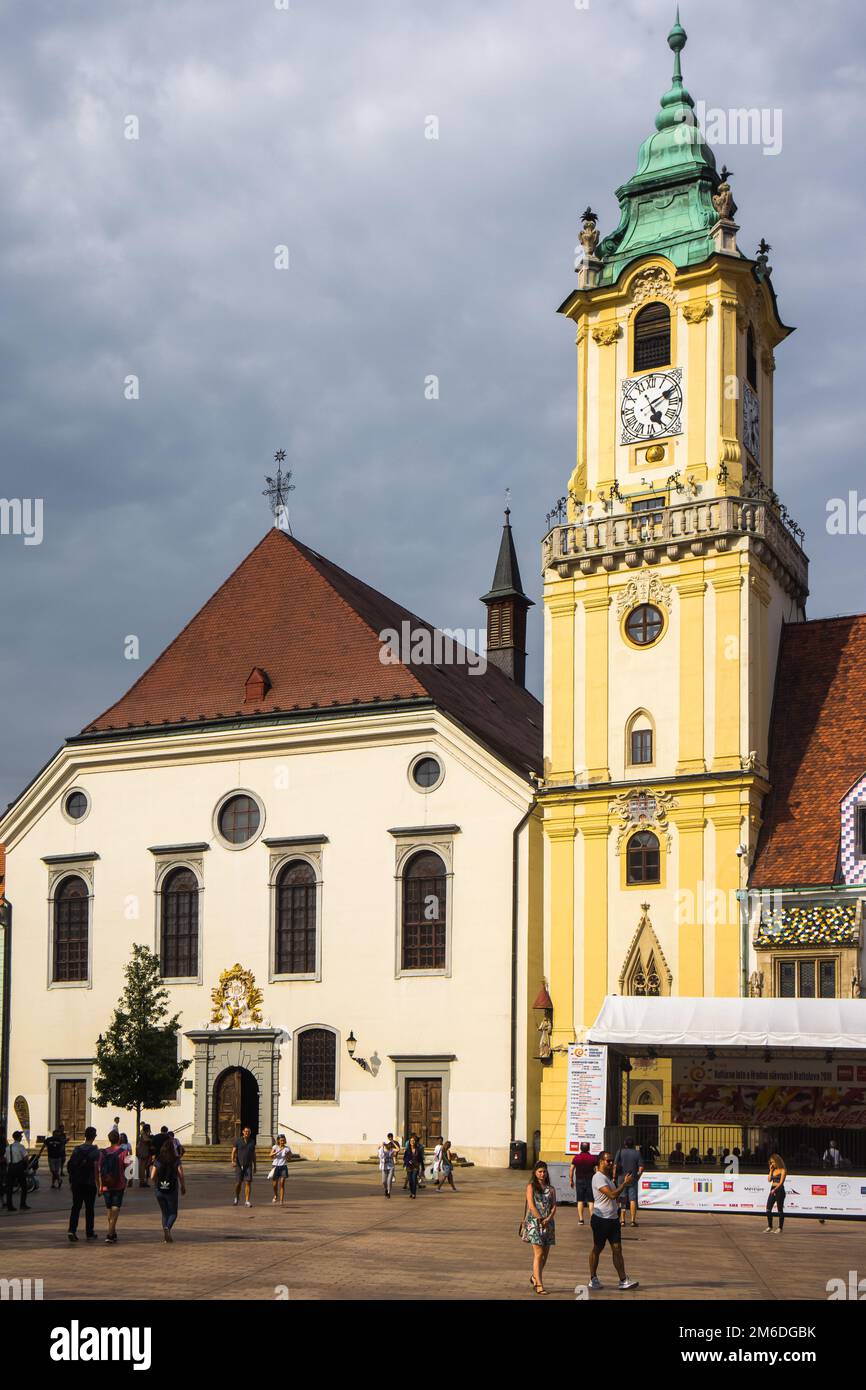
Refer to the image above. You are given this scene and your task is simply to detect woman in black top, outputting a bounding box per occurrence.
[150,1141,187,1242]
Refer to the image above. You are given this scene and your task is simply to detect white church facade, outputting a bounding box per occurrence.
[0,524,544,1165]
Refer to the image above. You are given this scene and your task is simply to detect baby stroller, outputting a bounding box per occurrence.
[25,1145,43,1194]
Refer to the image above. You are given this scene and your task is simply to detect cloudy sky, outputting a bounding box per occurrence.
[1,0,864,808]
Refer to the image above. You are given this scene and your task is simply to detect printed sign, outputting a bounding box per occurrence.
[635,1171,866,1218]
[565,1044,608,1153]
[671,1057,866,1127]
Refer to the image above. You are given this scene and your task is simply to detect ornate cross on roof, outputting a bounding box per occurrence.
[263,450,295,533]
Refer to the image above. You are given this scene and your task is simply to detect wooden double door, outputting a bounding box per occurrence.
[214,1067,259,1143]
[405,1078,442,1146]
[56,1080,86,1140]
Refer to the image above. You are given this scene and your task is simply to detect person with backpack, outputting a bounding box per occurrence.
[5,1131,29,1211]
[97,1129,129,1242]
[67,1126,100,1241]
[46,1126,67,1189]
[150,1138,186,1242]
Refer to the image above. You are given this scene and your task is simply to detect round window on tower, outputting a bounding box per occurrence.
[624,603,665,648]
[409,754,444,793]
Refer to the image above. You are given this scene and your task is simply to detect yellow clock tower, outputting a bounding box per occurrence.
[539,14,809,1152]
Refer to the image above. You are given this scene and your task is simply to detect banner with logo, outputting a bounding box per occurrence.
[671,1056,866,1127]
[636,1172,866,1218]
[565,1044,608,1153]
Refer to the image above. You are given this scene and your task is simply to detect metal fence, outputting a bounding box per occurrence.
[605,1123,866,1174]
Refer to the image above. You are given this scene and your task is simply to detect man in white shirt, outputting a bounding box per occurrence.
[823,1142,842,1169]
[378,1134,398,1198]
[588,1152,639,1291]
[5,1131,30,1212]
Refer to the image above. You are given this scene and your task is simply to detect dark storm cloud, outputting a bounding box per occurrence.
[1,0,864,806]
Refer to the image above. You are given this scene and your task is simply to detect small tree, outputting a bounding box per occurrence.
[93,943,190,1140]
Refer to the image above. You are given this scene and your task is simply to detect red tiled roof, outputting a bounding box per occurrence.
[750,614,866,888]
[83,528,542,775]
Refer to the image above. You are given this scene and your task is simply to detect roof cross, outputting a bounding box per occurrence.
[263,450,295,533]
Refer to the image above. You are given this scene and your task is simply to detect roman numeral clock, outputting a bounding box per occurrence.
[620,368,684,445]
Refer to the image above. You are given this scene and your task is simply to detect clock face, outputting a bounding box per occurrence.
[743,381,760,460]
[620,369,683,445]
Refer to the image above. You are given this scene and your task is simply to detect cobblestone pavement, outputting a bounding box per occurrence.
[1,1163,861,1301]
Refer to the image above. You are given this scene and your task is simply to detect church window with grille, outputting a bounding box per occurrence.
[633,302,671,371]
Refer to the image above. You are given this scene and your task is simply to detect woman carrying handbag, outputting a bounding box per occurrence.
[521,1160,557,1294]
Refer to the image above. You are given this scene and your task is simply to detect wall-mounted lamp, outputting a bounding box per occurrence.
[346,1031,371,1072]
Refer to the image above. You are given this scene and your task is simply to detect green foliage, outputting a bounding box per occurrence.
[93,943,189,1118]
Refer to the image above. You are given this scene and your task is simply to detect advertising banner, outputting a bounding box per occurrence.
[637,1172,866,1218]
[565,1044,608,1153]
[671,1056,866,1127]
[546,1165,866,1217]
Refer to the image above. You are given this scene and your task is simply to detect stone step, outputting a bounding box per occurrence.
[178,1147,303,1164]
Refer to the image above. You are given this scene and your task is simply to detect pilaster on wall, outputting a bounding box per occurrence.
[540,1049,569,1159]
[580,819,610,1030]
[708,807,743,995]
[545,812,576,1048]
[547,588,576,782]
[748,571,772,768]
[710,570,743,772]
[670,806,706,996]
[675,574,707,773]
[583,589,611,781]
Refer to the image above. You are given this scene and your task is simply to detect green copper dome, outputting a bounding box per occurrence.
[596,10,732,284]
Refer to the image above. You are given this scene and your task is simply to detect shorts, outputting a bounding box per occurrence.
[573,1177,593,1203]
[590,1214,622,1250]
[102,1189,125,1209]
[620,1180,638,1205]
[235,1166,253,1181]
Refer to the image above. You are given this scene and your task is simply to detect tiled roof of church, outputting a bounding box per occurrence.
[81,527,543,776]
[750,614,866,888]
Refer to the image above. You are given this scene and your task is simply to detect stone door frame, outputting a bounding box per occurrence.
[185,1028,282,1146]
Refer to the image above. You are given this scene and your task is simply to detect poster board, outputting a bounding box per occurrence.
[565,1043,608,1153]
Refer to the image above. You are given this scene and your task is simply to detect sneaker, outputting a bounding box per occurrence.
[86,1233,98,1240]
[165,1229,173,1243]
[105,1234,117,1243]
[588,1276,603,1290]
[67,1232,78,1242]
[233,1197,239,1206]
[762,1226,773,1233]
[773,1228,783,1234]
[618,1277,639,1290]
[244,1201,251,1208]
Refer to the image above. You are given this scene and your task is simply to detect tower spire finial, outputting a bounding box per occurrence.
[668,6,687,84]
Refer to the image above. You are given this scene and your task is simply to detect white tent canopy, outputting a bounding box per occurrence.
[588,996,866,1052]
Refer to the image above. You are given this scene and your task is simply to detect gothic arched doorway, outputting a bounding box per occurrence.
[213,1066,259,1142]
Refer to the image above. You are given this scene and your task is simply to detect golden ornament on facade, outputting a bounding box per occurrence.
[591,322,622,346]
[682,299,712,324]
[645,444,666,464]
[210,963,264,1030]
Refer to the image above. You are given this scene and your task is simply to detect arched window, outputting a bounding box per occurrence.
[402,851,447,971]
[627,711,655,767]
[746,325,757,388]
[633,302,671,371]
[627,831,660,885]
[275,860,318,976]
[53,875,89,982]
[160,867,199,978]
[296,1027,336,1101]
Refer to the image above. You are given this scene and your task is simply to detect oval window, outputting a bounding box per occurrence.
[411,756,442,790]
[217,793,262,846]
[63,790,89,821]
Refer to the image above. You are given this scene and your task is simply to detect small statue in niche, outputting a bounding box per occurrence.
[853,970,862,999]
[749,969,764,998]
[537,1015,553,1059]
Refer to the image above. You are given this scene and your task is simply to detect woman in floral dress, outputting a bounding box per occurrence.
[523,1160,557,1294]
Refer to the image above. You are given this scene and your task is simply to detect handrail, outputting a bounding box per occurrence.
[278,1120,313,1142]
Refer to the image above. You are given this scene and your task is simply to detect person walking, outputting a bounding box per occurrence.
[378,1135,398,1198]
[136,1125,152,1187]
[613,1136,643,1228]
[46,1126,67,1190]
[823,1140,842,1169]
[67,1126,100,1242]
[403,1134,423,1198]
[97,1129,128,1243]
[435,1139,457,1191]
[270,1135,291,1204]
[765,1153,787,1234]
[5,1131,29,1212]
[232,1126,256,1207]
[522,1160,556,1295]
[150,1139,186,1242]
[588,1153,639,1291]
[569,1142,597,1223]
